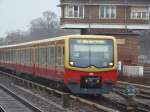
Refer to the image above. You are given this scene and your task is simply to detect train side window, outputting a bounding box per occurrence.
[26,49,31,64]
[56,46,61,66]
[4,51,6,61]
[6,50,9,62]
[0,51,2,61]
[10,50,12,62]
[8,50,9,62]
[39,47,46,66]
[47,47,51,65]
[13,50,15,62]
[20,49,23,64]
[0,51,1,61]
[51,47,55,66]
[17,49,20,64]
[6,50,7,62]
[24,49,26,64]
[8,50,10,62]
[26,49,28,64]
[5,50,7,61]
[30,48,33,64]
[35,48,39,65]
[22,49,24,64]
[21,49,25,64]
[29,49,31,64]
[9,50,11,62]
[12,50,14,62]
[56,47,58,66]
[61,46,64,66]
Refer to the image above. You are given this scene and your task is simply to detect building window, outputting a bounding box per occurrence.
[99,6,116,19]
[64,5,84,18]
[131,7,148,20]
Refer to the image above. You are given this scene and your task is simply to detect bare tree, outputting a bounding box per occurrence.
[30,18,48,40]
[2,10,79,45]
[29,11,59,39]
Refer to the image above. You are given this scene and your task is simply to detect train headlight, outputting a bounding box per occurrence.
[109,62,113,66]
[70,61,74,66]
[85,79,88,83]
[96,80,100,84]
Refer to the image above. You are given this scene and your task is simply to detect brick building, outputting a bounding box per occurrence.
[59,0,150,65]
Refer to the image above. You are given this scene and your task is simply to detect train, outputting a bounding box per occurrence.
[0,35,118,94]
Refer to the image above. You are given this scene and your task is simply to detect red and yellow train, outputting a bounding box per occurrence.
[0,35,118,94]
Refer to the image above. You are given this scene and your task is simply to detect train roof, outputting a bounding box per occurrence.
[0,35,115,49]
[0,35,66,49]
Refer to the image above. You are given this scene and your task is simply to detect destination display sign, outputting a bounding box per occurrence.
[76,39,106,44]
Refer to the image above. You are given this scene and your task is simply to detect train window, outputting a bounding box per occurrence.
[55,46,64,67]
[26,49,31,64]
[25,49,27,64]
[23,49,26,64]
[8,50,10,62]
[61,46,64,66]
[16,50,20,64]
[47,47,51,65]
[0,51,1,60]
[30,48,33,64]
[29,49,31,64]
[19,49,21,64]
[35,48,39,65]
[5,51,7,61]
[0,51,2,61]
[56,47,58,66]
[13,50,17,63]
[10,50,12,62]
[20,49,23,64]
[23,49,25,64]
[12,50,15,63]
[12,50,13,62]
[51,47,55,66]
[6,50,8,62]
[6,51,8,61]
[9,50,10,62]
[56,46,61,66]
[39,47,46,65]
[4,51,6,61]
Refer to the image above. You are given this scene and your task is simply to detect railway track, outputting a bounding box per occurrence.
[0,82,42,112]
[0,70,149,112]
[115,81,150,112]
[117,81,150,99]
[0,71,119,112]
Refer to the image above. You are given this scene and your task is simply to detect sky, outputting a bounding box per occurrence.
[0,0,60,37]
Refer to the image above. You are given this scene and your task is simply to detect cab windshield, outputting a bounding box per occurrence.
[69,38,114,68]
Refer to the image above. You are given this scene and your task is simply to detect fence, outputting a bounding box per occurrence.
[122,65,144,77]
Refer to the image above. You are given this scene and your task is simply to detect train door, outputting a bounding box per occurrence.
[34,46,39,76]
[55,45,64,80]
[47,46,56,78]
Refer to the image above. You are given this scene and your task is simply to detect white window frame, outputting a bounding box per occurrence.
[99,5,116,19]
[64,5,84,18]
[130,7,149,20]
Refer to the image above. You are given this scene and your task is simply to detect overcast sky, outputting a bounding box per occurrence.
[0,0,60,37]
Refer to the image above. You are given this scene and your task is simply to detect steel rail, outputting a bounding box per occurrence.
[0,83,43,112]
[0,71,119,112]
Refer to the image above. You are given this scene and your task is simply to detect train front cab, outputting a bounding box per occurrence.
[64,35,118,94]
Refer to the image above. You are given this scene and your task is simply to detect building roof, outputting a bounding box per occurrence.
[60,0,150,6]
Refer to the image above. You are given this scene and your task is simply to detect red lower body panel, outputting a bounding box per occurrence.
[64,69,118,94]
